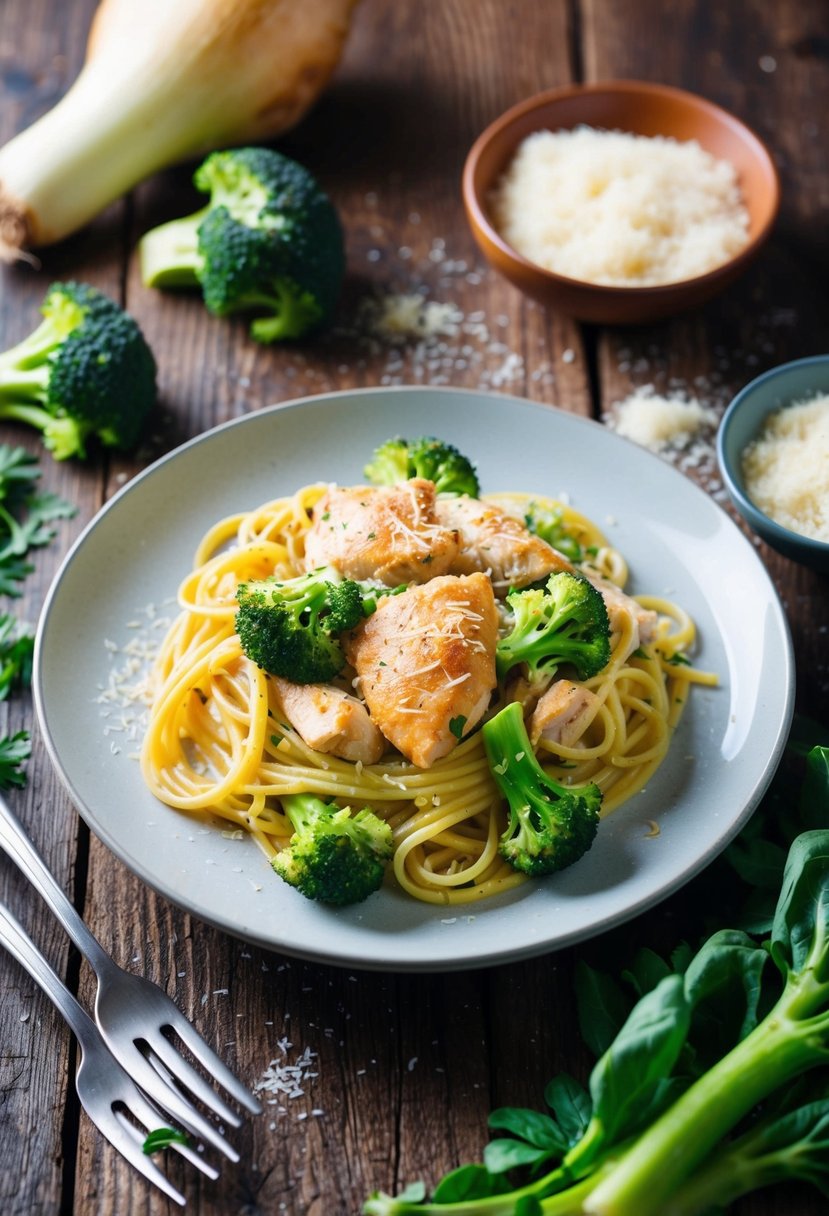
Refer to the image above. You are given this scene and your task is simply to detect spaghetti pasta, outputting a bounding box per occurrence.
[140,484,714,905]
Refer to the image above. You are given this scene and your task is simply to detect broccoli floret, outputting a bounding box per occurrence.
[496,570,611,685]
[139,147,344,343]
[235,568,392,684]
[482,702,601,875]
[523,500,584,563]
[274,792,393,905]
[0,281,156,460]
[364,436,480,497]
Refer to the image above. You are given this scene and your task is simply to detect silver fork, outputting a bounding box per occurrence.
[0,899,219,1205]
[0,794,261,1158]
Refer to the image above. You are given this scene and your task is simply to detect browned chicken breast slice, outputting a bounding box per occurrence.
[587,575,658,660]
[344,573,499,769]
[303,479,460,586]
[273,677,385,764]
[434,495,572,594]
[529,679,602,749]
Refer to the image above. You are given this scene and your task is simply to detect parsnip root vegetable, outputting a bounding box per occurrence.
[0,0,359,260]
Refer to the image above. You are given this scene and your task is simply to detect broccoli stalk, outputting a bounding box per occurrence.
[0,282,156,460]
[364,436,480,497]
[275,792,393,905]
[496,571,611,685]
[482,703,601,875]
[140,147,344,344]
[235,567,395,685]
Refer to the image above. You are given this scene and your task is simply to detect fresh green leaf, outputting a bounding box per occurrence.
[543,1074,591,1146]
[683,929,769,1058]
[800,746,829,831]
[431,1164,509,1202]
[770,831,829,981]
[0,614,34,699]
[487,1107,567,1153]
[575,961,631,1057]
[621,947,673,1000]
[483,1138,554,1174]
[587,975,691,1146]
[0,730,30,789]
[142,1126,191,1154]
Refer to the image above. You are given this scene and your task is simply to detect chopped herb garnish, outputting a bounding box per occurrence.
[667,652,692,667]
[449,715,467,741]
[142,1127,192,1155]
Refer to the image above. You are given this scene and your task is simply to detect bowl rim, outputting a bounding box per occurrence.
[462,78,782,299]
[717,353,829,557]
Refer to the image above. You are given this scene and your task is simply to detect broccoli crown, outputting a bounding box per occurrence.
[496,570,611,684]
[524,500,584,563]
[274,793,393,905]
[482,702,601,875]
[0,282,156,459]
[141,147,344,344]
[364,435,480,497]
[235,568,384,684]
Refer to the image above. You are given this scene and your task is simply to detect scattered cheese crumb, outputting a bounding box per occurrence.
[611,385,718,452]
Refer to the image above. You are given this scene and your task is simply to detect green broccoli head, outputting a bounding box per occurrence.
[0,281,157,460]
[364,436,480,497]
[482,702,601,875]
[235,568,390,684]
[140,147,344,344]
[274,793,394,905]
[496,570,611,685]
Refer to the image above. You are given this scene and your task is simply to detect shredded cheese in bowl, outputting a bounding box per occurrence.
[741,394,829,542]
[490,126,750,287]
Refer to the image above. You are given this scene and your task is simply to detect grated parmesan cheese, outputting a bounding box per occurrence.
[490,126,750,287]
[741,394,829,542]
[610,386,718,452]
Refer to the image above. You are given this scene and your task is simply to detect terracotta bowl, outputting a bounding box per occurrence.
[462,80,780,325]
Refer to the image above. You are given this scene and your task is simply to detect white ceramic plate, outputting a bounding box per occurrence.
[34,388,794,972]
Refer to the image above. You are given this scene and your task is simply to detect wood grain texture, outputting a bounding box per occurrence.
[0,1,826,1215]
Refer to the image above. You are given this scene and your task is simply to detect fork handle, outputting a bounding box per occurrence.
[0,793,113,978]
[0,899,100,1053]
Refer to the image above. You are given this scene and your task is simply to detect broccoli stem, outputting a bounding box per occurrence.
[583,971,829,1216]
[280,792,324,834]
[0,368,51,401]
[139,208,208,289]
[364,1167,603,1216]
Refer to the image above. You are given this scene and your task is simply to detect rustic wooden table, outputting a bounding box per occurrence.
[1,1,827,1213]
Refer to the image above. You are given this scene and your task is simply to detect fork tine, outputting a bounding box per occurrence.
[162,1013,263,1115]
[124,1048,241,1160]
[120,1086,220,1182]
[146,1031,246,1126]
[100,1109,187,1207]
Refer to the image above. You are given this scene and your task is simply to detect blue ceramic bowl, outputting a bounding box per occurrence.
[717,355,829,573]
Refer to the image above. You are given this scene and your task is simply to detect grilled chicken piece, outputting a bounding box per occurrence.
[587,575,658,662]
[273,677,385,764]
[529,679,601,749]
[303,479,460,586]
[434,495,572,594]
[344,573,498,768]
